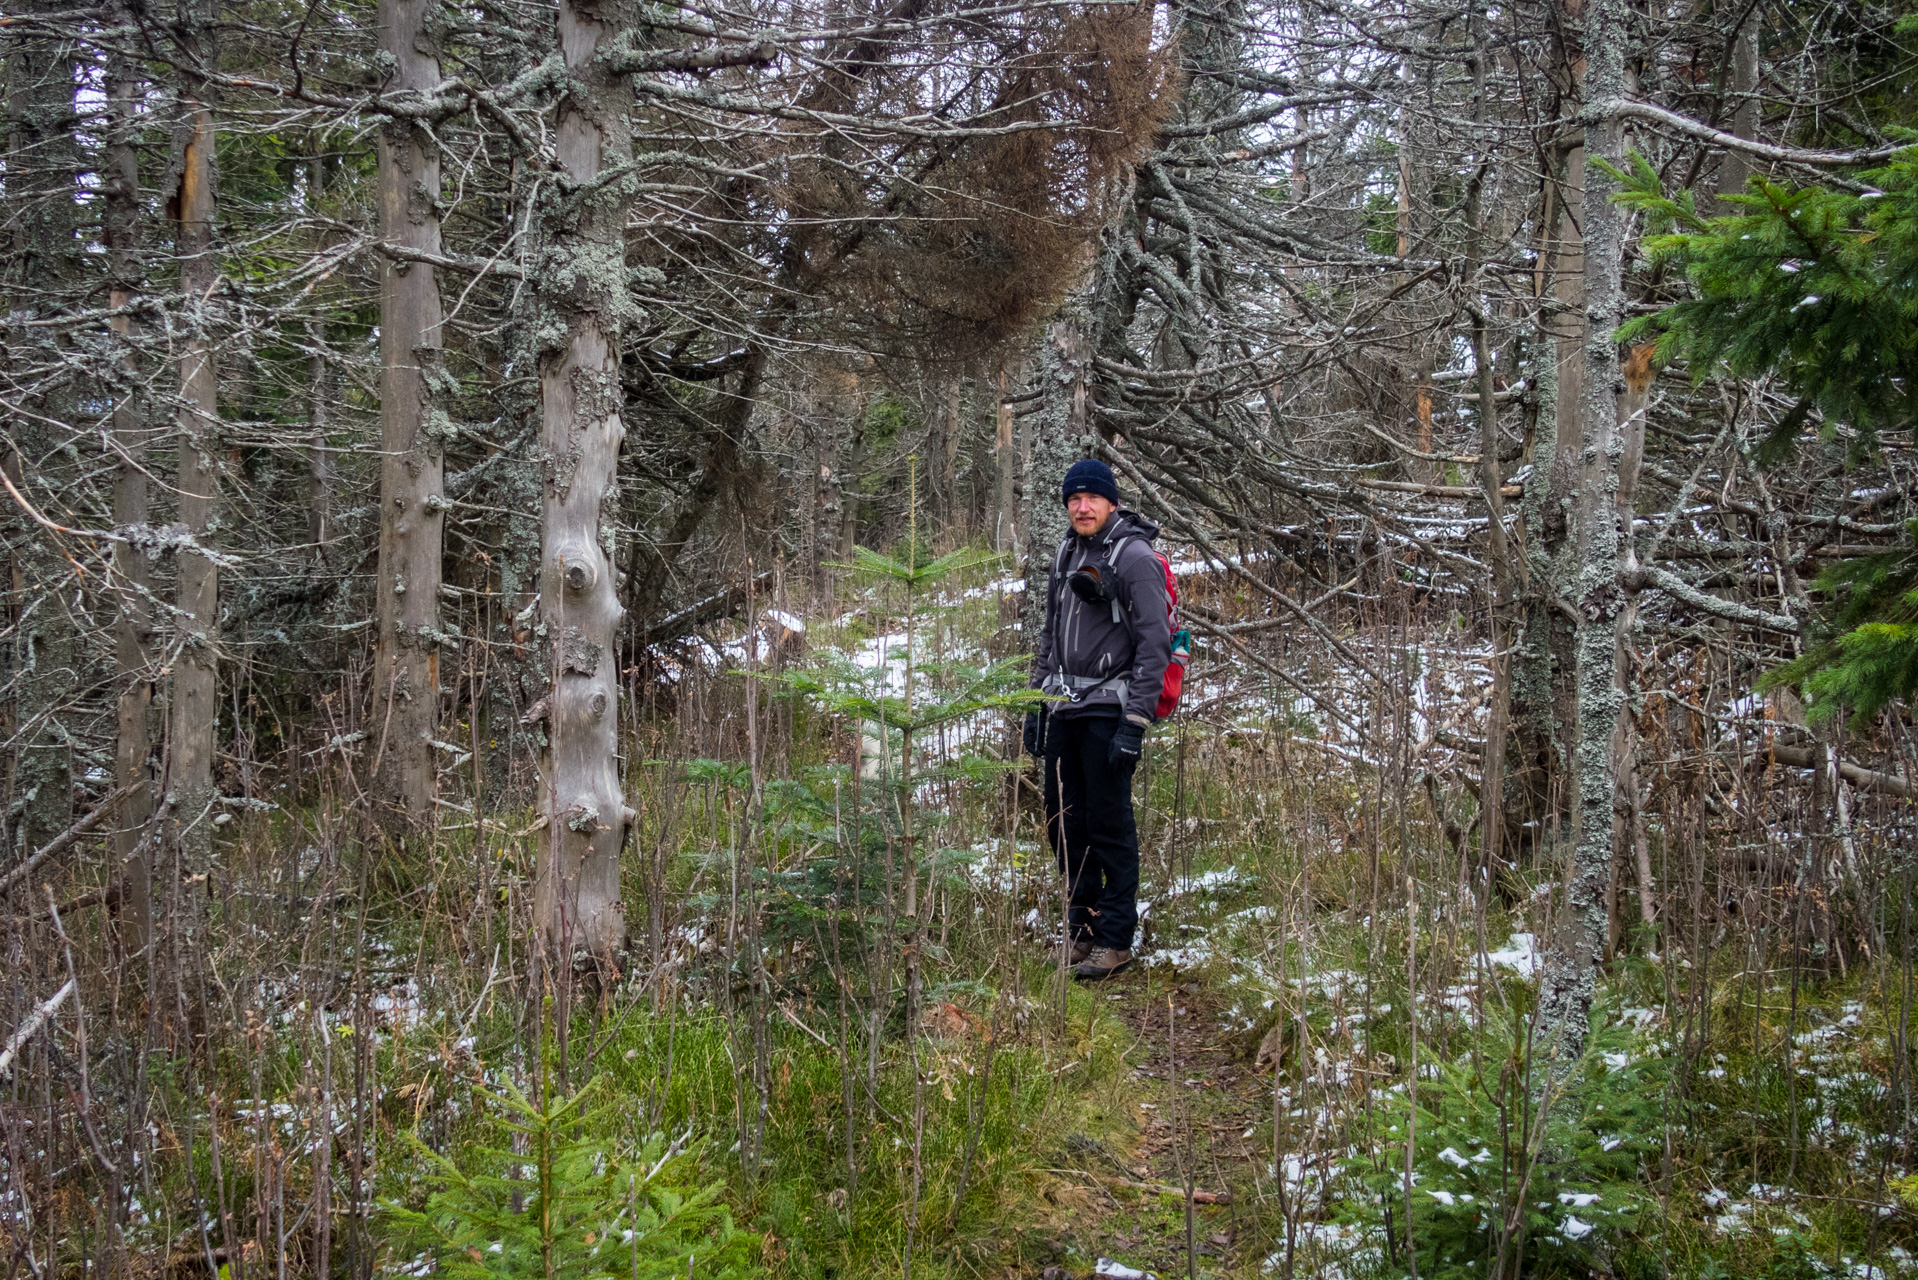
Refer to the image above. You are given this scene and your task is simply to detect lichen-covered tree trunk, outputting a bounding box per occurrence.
[105,18,153,948]
[1021,314,1088,650]
[5,3,80,856]
[369,0,446,835]
[1508,79,1583,867]
[168,89,219,875]
[1535,0,1631,1065]
[530,0,637,968]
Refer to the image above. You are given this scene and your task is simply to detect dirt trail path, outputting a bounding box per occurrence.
[1037,965,1282,1280]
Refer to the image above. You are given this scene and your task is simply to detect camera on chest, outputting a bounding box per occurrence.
[1068,557,1120,607]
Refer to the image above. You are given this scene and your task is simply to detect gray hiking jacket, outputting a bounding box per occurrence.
[1031,511,1173,724]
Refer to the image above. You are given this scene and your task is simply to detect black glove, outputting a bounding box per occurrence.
[1109,719,1145,764]
[1023,710,1044,757]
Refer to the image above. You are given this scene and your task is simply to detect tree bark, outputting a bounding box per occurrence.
[308,153,333,564]
[1508,76,1583,866]
[1536,0,1631,1065]
[4,1,81,856]
[1464,18,1511,882]
[1613,345,1655,931]
[994,362,1020,555]
[105,13,153,951]
[1716,14,1759,201]
[930,373,961,537]
[369,0,448,835]
[168,78,220,876]
[530,0,639,968]
[1022,313,1088,651]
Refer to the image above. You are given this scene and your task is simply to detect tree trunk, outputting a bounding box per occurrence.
[1022,314,1087,651]
[168,82,220,876]
[370,0,447,835]
[479,0,547,805]
[1464,20,1511,882]
[1613,344,1655,933]
[1508,99,1582,867]
[1717,16,1759,200]
[531,0,637,969]
[5,2,80,856]
[838,393,868,562]
[930,373,961,537]
[1536,0,1630,1065]
[308,154,333,564]
[105,15,153,950]
[994,361,1020,555]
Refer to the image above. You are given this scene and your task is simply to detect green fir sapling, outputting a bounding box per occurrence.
[382,1064,754,1279]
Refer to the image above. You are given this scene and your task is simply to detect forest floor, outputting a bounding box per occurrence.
[63,574,1904,1280]
[989,844,1333,1280]
[1030,967,1276,1280]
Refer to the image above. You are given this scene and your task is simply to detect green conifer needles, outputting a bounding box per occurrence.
[1611,150,1918,465]
[1764,524,1918,727]
[382,1075,756,1279]
[1609,150,1918,723]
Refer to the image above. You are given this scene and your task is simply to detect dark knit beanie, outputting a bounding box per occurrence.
[1061,458,1120,507]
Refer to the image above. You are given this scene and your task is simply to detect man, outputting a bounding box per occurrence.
[1023,458,1170,981]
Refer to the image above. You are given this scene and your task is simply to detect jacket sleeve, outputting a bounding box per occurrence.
[1119,545,1171,723]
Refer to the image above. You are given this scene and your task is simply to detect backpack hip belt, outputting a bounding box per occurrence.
[1042,670,1131,706]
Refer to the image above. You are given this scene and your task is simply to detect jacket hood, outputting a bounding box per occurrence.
[1079,509,1161,548]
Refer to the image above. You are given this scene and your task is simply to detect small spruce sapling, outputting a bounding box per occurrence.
[765,542,1046,983]
[383,1069,755,1279]
[1345,1006,1665,1280]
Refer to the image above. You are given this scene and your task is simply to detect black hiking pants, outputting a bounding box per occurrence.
[1042,712,1140,951]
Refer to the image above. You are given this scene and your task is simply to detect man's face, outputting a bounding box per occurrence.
[1067,491,1116,537]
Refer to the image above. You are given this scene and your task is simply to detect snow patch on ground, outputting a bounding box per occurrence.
[1483,932,1539,977]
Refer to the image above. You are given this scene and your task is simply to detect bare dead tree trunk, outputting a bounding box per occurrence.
[167,47,220,876]
[1615,344,1654,932]
[1464,24,1510,883]
[1536,0,1630,1065]
[105,15,153,951]
[1717,15,1759,200]
[838,388,868,562]
[530,0,637,970]
[369,0,447,835]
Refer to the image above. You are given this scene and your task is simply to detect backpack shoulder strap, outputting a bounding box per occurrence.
[1104,533,1142,630]
[1110,534,1174,616]
[1045,535,1075,638]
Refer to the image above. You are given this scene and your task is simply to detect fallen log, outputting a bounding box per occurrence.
[1757,743,1913,799]
[0,979,75,1076]
[636,571,776,647]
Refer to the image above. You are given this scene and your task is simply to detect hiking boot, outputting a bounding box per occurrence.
[1071,946,1133,982]
[1053,937,1093,968]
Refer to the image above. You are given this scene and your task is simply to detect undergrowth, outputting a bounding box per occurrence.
[48,561,1914,1280]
